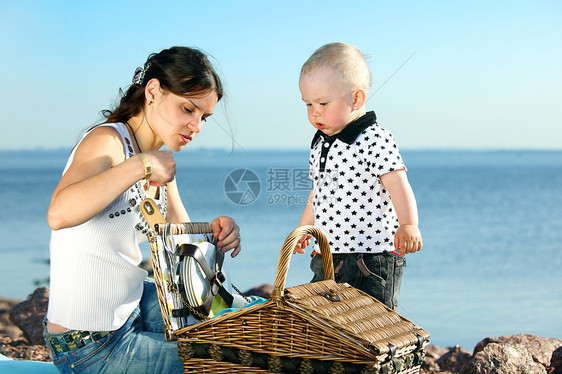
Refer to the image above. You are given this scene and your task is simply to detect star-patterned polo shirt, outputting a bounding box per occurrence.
[309,111,406,254]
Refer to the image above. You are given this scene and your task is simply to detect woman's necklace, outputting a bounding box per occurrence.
[125,121,142,153]
[125,121,150,192]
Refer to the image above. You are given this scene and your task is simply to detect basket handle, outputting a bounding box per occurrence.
[271,225,334,299]
[140,198,166,231]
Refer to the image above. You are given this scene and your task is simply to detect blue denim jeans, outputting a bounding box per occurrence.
[44,279,183,374]
[310,251,405,310]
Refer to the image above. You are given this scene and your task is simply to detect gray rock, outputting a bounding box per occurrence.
[423,335,562,374]
[243,283,273,299]
[462,342,546,374]
[550,346,562,374]
[9,287,49,345]
[436,345,472,373]
[423,344,450,372]
[0,298,23,339]
[474,334,562,368]
[0,335,51,361]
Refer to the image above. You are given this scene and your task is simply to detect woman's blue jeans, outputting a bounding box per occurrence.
[44,279,183,373]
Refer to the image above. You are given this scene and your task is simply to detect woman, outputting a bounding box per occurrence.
[44,46,240,373]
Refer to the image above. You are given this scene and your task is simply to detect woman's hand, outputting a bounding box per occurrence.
[142,150,177,187]
[210,216,241,258]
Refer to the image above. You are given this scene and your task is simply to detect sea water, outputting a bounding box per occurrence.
[0,148,561,350]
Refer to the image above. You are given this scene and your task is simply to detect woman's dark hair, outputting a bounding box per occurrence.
[103,46,224,123]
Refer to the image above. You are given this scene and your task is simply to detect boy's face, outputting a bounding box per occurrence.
[299,67,358,136]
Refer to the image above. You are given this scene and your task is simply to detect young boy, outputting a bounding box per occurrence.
[295,42,422,310]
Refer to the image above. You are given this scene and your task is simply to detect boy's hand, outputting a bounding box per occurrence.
[394,225,423,256]
[293,234,312,254]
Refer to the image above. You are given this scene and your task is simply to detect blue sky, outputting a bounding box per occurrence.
[1,0,560,151]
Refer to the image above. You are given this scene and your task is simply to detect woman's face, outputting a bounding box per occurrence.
[150,89,218,152]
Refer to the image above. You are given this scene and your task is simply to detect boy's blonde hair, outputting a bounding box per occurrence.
[300,42,371,94]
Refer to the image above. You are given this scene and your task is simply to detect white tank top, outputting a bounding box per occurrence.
[47,123,167,331]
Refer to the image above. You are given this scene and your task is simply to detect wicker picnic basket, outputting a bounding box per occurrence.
[172,224,431,374]
[141,198,240,341]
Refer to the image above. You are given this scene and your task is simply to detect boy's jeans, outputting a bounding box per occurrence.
[43,279,183,374]
[310,251,405,310]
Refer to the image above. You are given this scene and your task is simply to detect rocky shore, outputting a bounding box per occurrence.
[1,287,561,373]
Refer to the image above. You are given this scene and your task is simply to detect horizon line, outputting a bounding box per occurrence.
[1,146,562,153]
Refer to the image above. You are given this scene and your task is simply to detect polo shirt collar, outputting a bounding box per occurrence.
[311,111,377,148]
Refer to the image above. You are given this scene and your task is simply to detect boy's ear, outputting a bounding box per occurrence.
[352,88,367,110]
